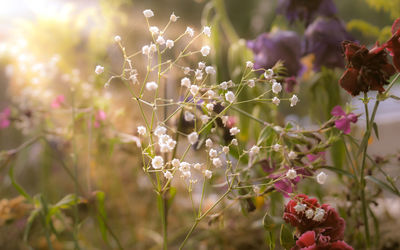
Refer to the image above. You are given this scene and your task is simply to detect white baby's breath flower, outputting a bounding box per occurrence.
[114,35,121,42]
[154,126,167,137]
[179,162,191,172]
[290,94,299,107]
[221,116,229,126]
[288,151,297,159]
[149,26,159,35]
[231,139,238,146]
[203,26,211,37]
[206,103,214,111]
[294,203,307,213]
[248,79,255,88]
[286,168,297,179]
[272,143,281,152]
[316,172,327,184]
[184,111,195,122]
[204,170,212,179]
[149,44,157,53]
[246,61,254,68]
[253,185,260,195]
[156,36,165,45]
[152,156,164,169]
[305,209,314,219]
[209,149,218,158]
[146,81,158,91]
[206,90,215,98]
[171,158,180,168]
[313,208,325,221]
[229,127,240,136]
[188,132,198,145]
[181,77,191,88]
[95,65,104,75]
[272,97,280,105]
[183,67,191,75]
[166,39,174,49]
[212,157,222,168]
[200,45,210,56]
[137,126,146,135]
[198,61,206,69]
[205,138,213,147]
[170,12,179,22]
[225,91,235,103]
[190,85,199,96]
[272,81,282,94]
[143,9,154,18]
[200,115,209,124]
[227,80,235,88]
[264,68,273,79]
[205,66,216,75]
[164,170,173,180]
[142,45,150,55]
[195,69,203,80]
[222,146,229,154]
[220,81,228,90]
[193,163,202,170]
[185,27,194,37]
[249,145,260,156]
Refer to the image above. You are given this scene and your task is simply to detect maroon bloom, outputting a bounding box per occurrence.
[383,18,400,72]
[0,107,11,129]
[294,230,353,250]
[331,106,357,134]
[339,41,396,96]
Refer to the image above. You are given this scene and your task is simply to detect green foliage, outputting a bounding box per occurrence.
[366,0,400,19]
[280,224,295,250]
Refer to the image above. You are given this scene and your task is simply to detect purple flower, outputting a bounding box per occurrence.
[0,107,11,129]
[247,31,303,77]
[303,17,354,71]
[277,0,337,26]
[331,106,358,134]
[270,166,313,197]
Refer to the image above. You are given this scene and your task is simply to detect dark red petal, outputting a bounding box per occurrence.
[392,18,400,35]
[339,68,360,96]
[296,231,316,248]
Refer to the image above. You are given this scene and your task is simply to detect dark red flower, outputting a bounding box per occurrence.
[383,18,400,72]
[293,230,353,250]
[339,41,396,96]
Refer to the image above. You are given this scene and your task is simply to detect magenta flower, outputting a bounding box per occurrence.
[0,107,11,129]
[331,106,357,134]
[94,110,107,128]
[51,95,65,109]
[270,166,313,197]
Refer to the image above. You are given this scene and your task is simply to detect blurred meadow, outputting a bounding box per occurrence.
[0,0,400,249]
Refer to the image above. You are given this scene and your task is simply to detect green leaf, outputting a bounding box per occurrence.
[389,94,400,100]
[263,212,276,231]
[96,191,109,243]
[23,208,40,241]
[357,132,370,157]
[280,224,295,250]
[365,176,400,196]
[266,231,276,250]
[167,187,177,209]
[9,163,31,201]
[372,122,379,140]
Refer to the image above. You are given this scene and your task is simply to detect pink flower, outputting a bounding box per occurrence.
[51,95,65,108]
[94,110,107,128]
[331,106,357,134]
[0,107,11,129]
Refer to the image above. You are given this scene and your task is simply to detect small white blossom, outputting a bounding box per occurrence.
[95,65,104,75]
[185,27,194,37]
[164,171,173,180]
[181,170,191,179]
[183,67,191,75]
[264,68,273,79]
[200,115,209,124]
[290,94,299,107]
[209,149,218,158]
[188,132,198,145]
[253,185,260,195]
[190,85,200,96]
[248,79,255,88]
[149,44,157,53]
[205,66,216,75]
[166,39,174,49]
[222,146,229,154]
[305,209,314,219]
[193,163,202,170]
[272,143,281,152]
[221,116,229,126]
[143,9,154,18]
[156,36,165,45]
[198,61,206,69]
[181,77,191,88]
[184,111,195,122]
[206,90,215,98]
[137,126,146,135]
[229,127,240,136]
[246,61,254,68]
[316,172,327,184]
[170,12,178,22]
[195,69,203,81]
[272,97,280,105]
[294,203,307,213]
[154,126,167,137]
[152,156,164,169]
[114,35,121,42]
[272,81,282,94]
[313,208,325,221]
[171,158,180,168]
[212,157,222,168]
[203,26,211,37]
[220,81,228,90]
[142,45,150,55]
[146,81,158,91]
[206,103,214,111]
[286,168,297,179]
[205,138,213,147]
[225,91,235,103]
[288,151,297,160]
[231,139,238,146]
[204,170,212,179]
[149,26,159,35]
[227,80,235,87]
[249,145,260,156]
[200,45,210,56]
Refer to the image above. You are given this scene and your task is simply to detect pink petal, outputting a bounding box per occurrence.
[331,106,345,117]
[335,118,351,134]
[346,113,358,123]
